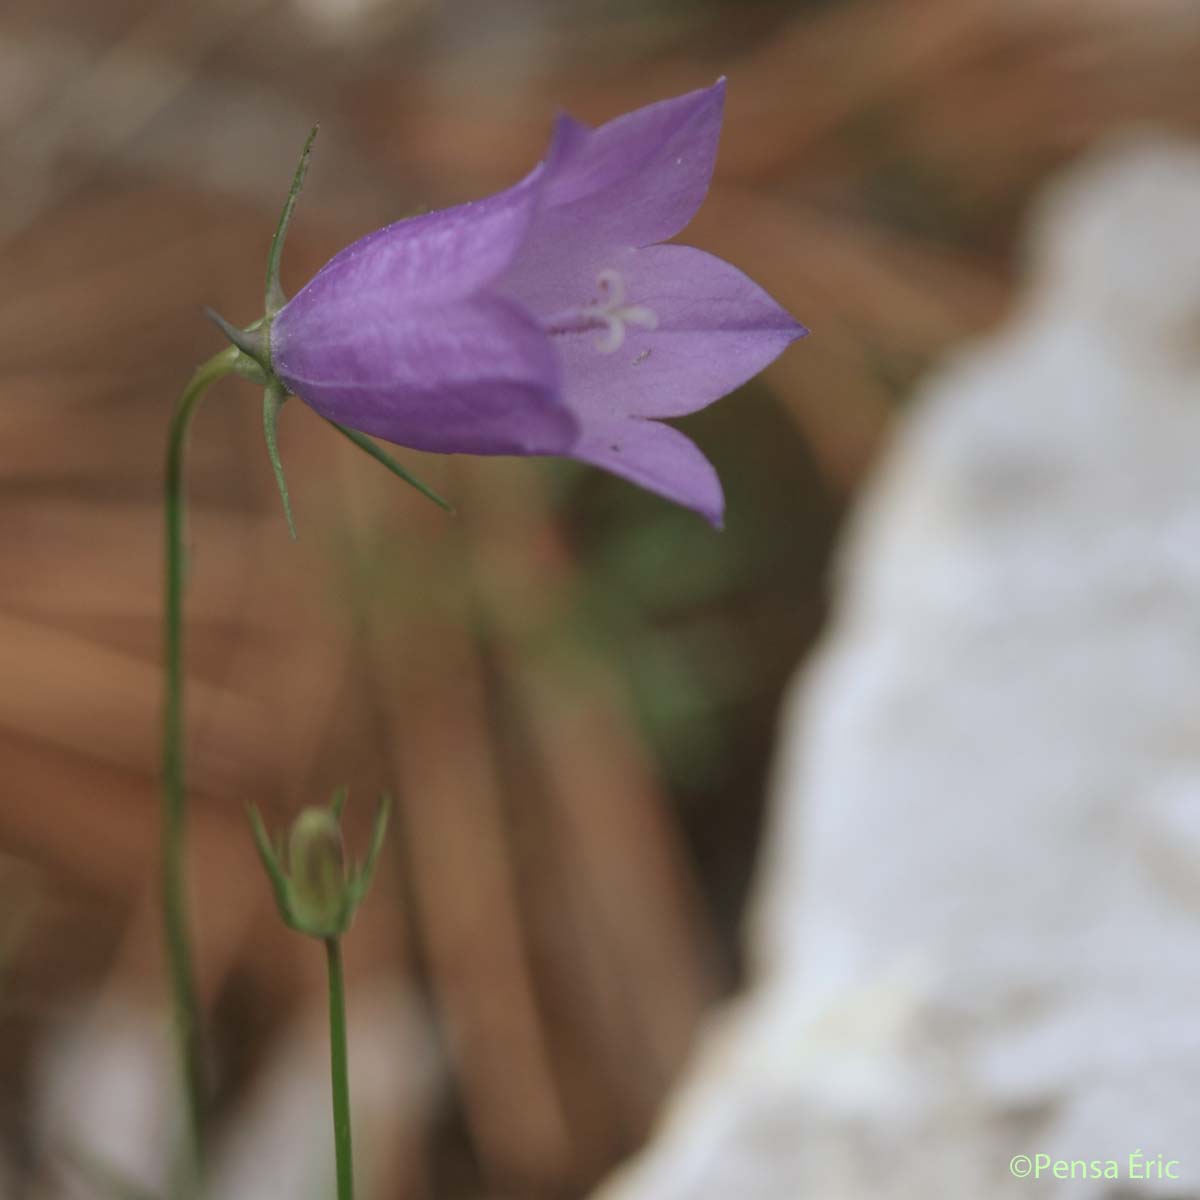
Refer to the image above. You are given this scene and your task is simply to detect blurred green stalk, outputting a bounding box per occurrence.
[325,937,355,1200]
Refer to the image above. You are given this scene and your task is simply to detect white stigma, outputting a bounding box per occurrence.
[583,269,659,352]
[543,268,660,352]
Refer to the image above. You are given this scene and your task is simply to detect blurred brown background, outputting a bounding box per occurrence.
[3,0,1200,1196]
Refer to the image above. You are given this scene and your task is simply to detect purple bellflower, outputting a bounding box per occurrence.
[227,82,806,527]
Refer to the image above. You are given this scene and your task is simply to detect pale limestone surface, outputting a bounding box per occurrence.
[595,135,1200,1199]
[30,980,434,1200]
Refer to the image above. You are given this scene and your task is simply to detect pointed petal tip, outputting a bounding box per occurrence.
[763,307,808,343]
[569,417,726,527]
[686,487,725,529]
[677,76,726,122]
[543,81,727,174]
[544,110,592,171]
[765,302,808,347]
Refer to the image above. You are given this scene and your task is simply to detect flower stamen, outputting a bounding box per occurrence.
[545,268,659,353]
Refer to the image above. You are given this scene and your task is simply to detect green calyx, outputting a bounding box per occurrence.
[249,787,391,940]
[205,125,453,537]
[205,124,317,541]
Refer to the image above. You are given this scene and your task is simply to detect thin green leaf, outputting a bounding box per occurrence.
[265,125,319,314]
[263,381,298,539]
[327,421,454,513]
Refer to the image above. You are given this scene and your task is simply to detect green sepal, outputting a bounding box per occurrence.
[248,804,299,931]
[345,795,391,911]
[326,419,455,513]
[263,379,298,540]
[266,125,319,315]
[203,308,270,378]
[208,126,459,548]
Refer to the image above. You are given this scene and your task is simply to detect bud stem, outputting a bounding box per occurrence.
[325,937,355,1200]
[162,345,242,1191]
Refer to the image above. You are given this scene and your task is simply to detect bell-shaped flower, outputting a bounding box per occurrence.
[266,80,805,527]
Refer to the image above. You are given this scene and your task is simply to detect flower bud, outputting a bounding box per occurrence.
[287,808,347,937]
[249,790,391,941]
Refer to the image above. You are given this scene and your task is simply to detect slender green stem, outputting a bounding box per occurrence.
[325,937,355,1200]
[163,345,241,1187]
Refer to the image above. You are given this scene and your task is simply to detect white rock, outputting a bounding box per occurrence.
[595,133,1200,1200]
[29,978,435,1200]
[31,998,176,1198]
[207,978,437,1200]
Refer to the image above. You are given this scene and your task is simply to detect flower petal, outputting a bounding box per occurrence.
[569,415,725,527]
[278,167,543,328]
[553,244,806,419]
[273,293,575,456]
[546,79,725,246]
[499,81,726,309]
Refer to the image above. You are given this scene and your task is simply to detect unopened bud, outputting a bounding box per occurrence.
[288,808,347,936]
[248,789,391,941]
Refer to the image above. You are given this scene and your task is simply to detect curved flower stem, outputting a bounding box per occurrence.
[325,937,355,1200]
[162,344,241,1187]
